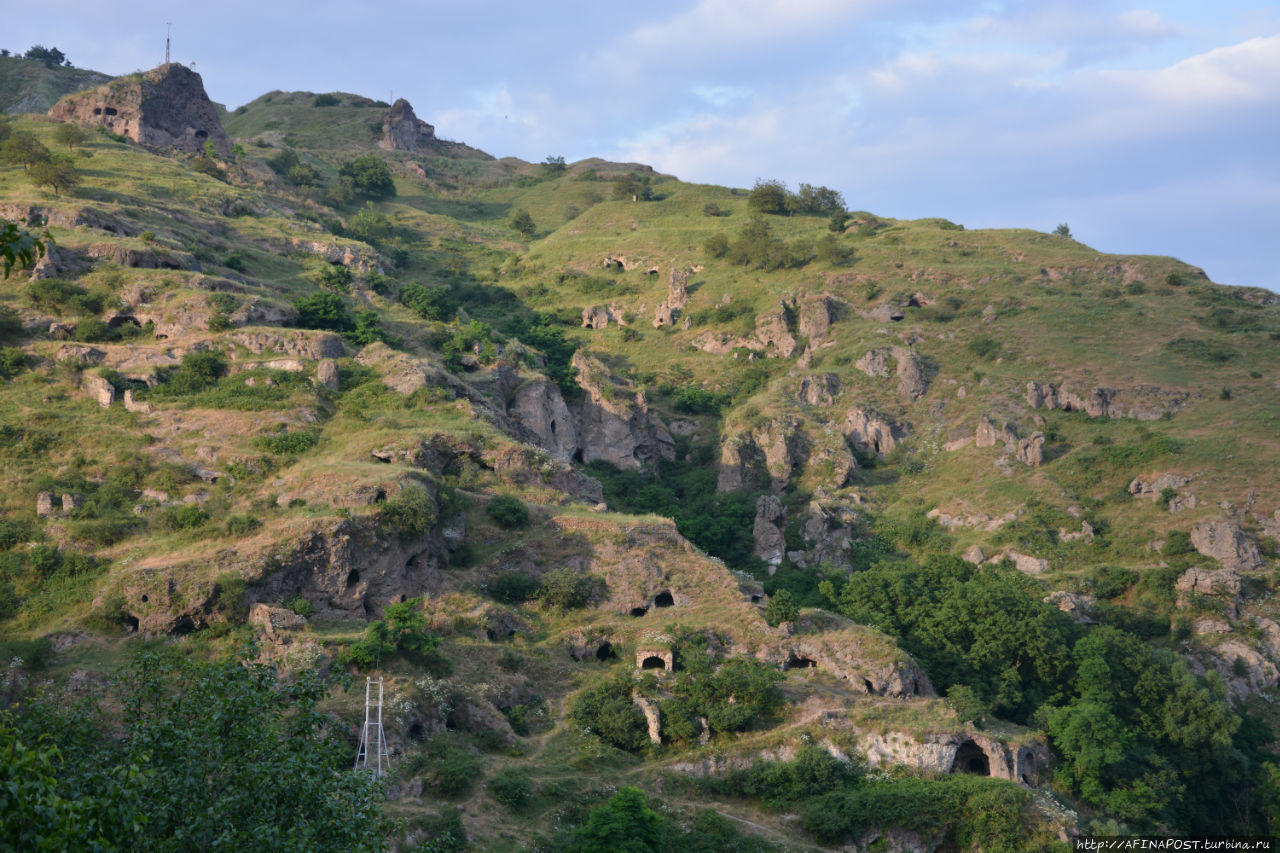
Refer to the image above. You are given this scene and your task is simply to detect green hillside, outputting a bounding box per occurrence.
[0,53,110,114]
[2,63,1279,851]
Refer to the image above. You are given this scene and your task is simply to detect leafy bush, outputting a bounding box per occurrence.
[378,485,436,541]
[225,515,262,537]
[257,430,319,455]
[294,291,355,333]
[486,494,529,529]
[764,589,798,627]
[285,596,315,618]
[489,572,540,604]
[340,596,442,670]
[313,93,340,107]
[156,349,228,395]
[487,768,533,809]
[425,741,481,797]
[338,155,395,200]
[0,346,28,380]
[967,335,1001,360]
[570,673,650,752]
[400,282,452,321]
[538,567,599,610]
[156,504,210,531]
[1091,565,1138,599]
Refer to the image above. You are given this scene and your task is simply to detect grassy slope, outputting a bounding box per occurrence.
[2,93,1278,847]
[0,54,111,114]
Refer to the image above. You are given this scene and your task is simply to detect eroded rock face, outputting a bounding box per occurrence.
[572,352,674,469]
[231,329,345,360]
[1176,567,1241,618]
[797,373,840,406]
[843,406,898,456]
[894,347,929,402]
[1016,433,1045,467]
[797,292,835,345]
[858,730,1047,785]
[49,64,230,155]
[1027,380,1192,420]
[976,416,999,448]
[379,98,435,151]
[1191,520,1264,572]
[508,376,578,462]
[752,495,786,567]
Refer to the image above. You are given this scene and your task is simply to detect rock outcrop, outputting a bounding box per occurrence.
[752,495,786,567]
[1190,520,1264,572]
[378,98,435,151]
[571,352,674,469]
[508,375,578,462]
[49,64,230,155]
[856,347,929,401]
[1175,567,1242,618]
[842,406,898,456]
[797,373,840,406]
[1026,380,1192,420]
[1015,433,1045,467]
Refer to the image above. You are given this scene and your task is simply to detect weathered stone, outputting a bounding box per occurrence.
[122,389,151,413]
[231,329,345,360]
[572,352,674,469]
[975,416,999,448]
[509,376,578,462]
[378,98,434,151]
[796,293,835,344]
[1190,520,1264,572]
[49,63,230,155]
[855,348,891,378]
[248,603,307,640]
[752,495,786,567]
[667,268,689,310]
[797,373,840,406]
[866,304,904,323]
[1176,567,1242,618]
[61,493,83,512]
[1058,521,1094,543]
[893,347,929,401]
[582,305,611,329]
[81,373,115,407]
[961,545,985,564]
[1044,590,1097,624]
[633,693,663,744]
[356,342,437,395]
[1015,432,1045,467]
[752,304,797,357]
[36,492,55,517]
[651,303,674,328]
[843,406,898,456]
[316,358,340,391]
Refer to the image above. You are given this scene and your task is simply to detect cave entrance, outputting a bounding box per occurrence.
[630,606,648,617]
[653,591,674,608]
[640,655,667,670]
[952,740,990,776]
[596,643,617,662]
[345,569,360,588]
[783,652,817,671]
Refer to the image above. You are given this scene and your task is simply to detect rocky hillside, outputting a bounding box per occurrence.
[2,61,1279,851]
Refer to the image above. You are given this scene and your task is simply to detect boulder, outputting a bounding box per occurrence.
[49,63,230,155]
[582,305,612,329]
[356,343,437,396]
[893,347,929,401]
[1190,520,1264,572]
[796,293,835,344]
[1044,591,1097,624]
[975,416,999,448]
[1175,567,1242,617]
[667,268,689,310]
[36,492,56,518]
[378,98,434,151]
[651,303,674,328]
[961,545,985,564]
[231,329,345,360]
[752,304,797,357]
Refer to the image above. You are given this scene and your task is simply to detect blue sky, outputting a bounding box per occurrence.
[10,1,1280,290]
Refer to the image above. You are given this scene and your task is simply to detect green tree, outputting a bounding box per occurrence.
[509,208,536,239]
[569,787,666,853]
[24,45,67,68]
[28,154,79,196]
[348,202,392,244]
[52,122,88,152]
[795,183,845,215]
[295,291,355,333]
[338,155,396,200]
[764,588,798,626]
[8,647,392,851]
[1,131,51,170]
[1054,223,1072,237]
[747,178,791,215]
[487,494,529,528]
[542,154,567,175]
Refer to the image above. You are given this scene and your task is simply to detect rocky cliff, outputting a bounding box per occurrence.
[50,63,230,155]
[379,98,435,151]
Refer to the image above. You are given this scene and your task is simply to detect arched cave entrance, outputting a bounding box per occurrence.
[783,652,817,671]
[952,739,990,776]
[596,643,617,662]
[630,606,648,617]
[653,591,674,608]
[1019,749,1036,785]
[641,655,667,670]
[346,569,360,588]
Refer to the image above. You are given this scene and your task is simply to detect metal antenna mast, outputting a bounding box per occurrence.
[354,676,391,777]
[165,23,171,65]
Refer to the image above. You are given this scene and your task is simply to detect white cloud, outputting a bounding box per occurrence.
[1098,33,1280,104]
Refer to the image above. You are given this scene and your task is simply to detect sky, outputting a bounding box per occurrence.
[9,1,1280,290]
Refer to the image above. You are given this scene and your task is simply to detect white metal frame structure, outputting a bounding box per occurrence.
[354,676,391,776]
